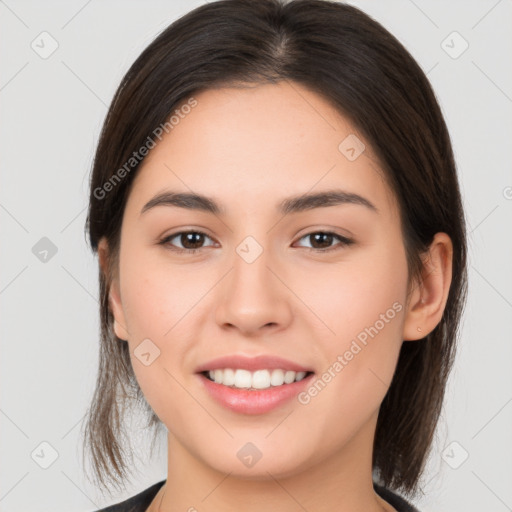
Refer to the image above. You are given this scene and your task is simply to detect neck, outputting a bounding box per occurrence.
[152,412,395,512]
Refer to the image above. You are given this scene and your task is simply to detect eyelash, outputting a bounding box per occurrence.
[158,230,354,254]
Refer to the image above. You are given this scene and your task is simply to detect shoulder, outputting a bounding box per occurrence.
[374,483,421,512]
[91,480,166,512]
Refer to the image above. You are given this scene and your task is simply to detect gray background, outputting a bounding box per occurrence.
[1,1,511,511]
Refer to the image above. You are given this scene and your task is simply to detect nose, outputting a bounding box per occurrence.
[214,244,293,337]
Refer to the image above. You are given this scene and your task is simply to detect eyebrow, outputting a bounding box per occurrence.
[140,189,378,217]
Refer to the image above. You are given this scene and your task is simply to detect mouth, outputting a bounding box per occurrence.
[196,363,315,415]
[200,368,314,390]
[195,354,315,414]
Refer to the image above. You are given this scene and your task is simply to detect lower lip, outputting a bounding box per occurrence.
[197,372,314,415]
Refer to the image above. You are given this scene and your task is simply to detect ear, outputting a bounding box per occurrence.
[98,237,129,341]
[403,232,453,341]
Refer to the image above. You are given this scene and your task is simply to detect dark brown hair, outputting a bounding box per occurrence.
[83,0,467,498]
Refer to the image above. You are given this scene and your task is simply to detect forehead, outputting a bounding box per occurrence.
[127,81,398,220]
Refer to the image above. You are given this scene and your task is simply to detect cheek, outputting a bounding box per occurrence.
[302,240,407,347]
[119,243,202,338]
[297,239,408,414]
[117,247,200,405]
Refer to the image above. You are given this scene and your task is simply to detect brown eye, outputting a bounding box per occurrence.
[159,230,215,253]
[295,231,354,252]
[178,232,206,249]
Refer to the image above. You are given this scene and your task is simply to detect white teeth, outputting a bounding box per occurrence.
[206,368,309,389]
[222,368,236,386]
[251,370,268,389]
[270,369,285,386]
[235,369,252,388]
[284,370,296,384]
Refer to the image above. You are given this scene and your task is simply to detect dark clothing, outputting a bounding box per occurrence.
[94,479,420,511]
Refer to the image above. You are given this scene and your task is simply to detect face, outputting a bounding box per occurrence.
[106,81,412,479]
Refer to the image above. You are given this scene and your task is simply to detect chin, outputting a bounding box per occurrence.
[191,435,318,479]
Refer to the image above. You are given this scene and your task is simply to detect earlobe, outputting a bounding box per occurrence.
[97,237,129,341]
[402,232,453,341]
[109,280,129,341]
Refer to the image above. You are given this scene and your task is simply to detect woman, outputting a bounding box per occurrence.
[83,0,467,510]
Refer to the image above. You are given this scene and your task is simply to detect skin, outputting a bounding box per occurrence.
[98,81,453,512]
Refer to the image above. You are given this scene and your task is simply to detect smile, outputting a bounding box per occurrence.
[198,370,315,415]
[203,368,311,389]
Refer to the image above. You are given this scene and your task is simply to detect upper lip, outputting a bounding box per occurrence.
[195,354,313,373]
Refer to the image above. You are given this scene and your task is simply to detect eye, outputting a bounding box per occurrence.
[294,231,354,252]
[159,229,354,254]
[159,230,216,254]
